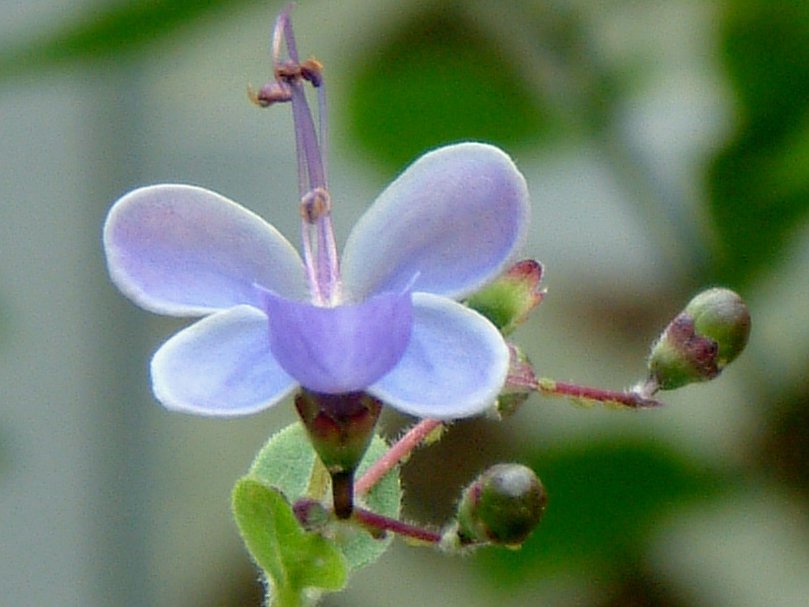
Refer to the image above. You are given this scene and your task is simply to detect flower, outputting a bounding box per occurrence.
[102,13,530,421]
[105,143,528,419]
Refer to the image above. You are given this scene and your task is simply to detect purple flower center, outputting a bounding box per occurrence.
[258,286,414,394]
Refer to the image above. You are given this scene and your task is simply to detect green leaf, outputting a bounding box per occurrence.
[249,422,402,571]
[249,423,324,502]
[707,0,809,286]
[0,0,253,81]
[477,440,727,585]
[345,6,550,171]
[232,478,347,607]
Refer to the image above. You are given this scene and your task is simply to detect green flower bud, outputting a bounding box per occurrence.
[496,344,538,417]
[466,260,545,335]
[456,463,547,547]
[295,389,382,518]
[648,288,751,390]
[685,288,751,366]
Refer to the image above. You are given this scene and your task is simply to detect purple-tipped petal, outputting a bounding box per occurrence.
[341,143,530,300]
[104,184,307,316]
[151,306,298,416]
[259,288,414,394]
[368,293,509,419]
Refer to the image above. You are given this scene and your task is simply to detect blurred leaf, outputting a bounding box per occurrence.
[0,0,258,80]
[249,422,401,572]
[707,0,809,286]
[345,4,550,170]
[477,440,726,584]
[758,379,809,500]
[232,478,347,606]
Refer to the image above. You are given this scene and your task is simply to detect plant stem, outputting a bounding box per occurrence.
[352,507,442,545]
[330,471,354,519]
[535,377,664,408]
[504,358,664,409]
[355,418,443,496]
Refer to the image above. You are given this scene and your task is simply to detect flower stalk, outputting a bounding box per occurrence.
[500,356,664,409]
[535,378,665,409]
[351,507,443,545]
[355,418,444,496]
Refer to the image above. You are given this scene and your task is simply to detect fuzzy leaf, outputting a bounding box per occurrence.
[249,422,402,571]
[232,478,347,606]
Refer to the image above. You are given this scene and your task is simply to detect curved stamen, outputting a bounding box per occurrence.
[271,7,341,304]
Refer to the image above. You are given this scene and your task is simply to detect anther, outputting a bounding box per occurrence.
[300,58,324,87]
[274,58,323,88]
[275,60,302,82]
[248,81,293,107]
[299,187,332,223]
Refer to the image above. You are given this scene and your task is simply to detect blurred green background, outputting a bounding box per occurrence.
[1,1,807,605]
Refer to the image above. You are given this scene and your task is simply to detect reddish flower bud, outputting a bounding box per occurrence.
[648,288,751,390]
[466,260,545,335]
[295,389,382,518]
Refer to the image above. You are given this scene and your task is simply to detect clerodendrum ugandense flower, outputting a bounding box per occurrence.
[102,10,530,422]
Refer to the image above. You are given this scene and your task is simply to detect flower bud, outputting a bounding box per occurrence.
[685,288,751,365]
[496,344,538,417]
[647,288,751,390]
[293,498,331,532]
[456,463,547,547]
[295,389,382,518]
[465,260,545,335]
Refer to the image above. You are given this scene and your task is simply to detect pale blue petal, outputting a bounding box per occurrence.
[151,306,298,416]
[341,143,530,300]
[104,184,307,316]
[368,293,509,419]
[258,287,413,394]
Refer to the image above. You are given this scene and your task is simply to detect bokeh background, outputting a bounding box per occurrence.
[2,1,808,605]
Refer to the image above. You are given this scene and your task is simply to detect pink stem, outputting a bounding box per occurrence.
[355,418,443,496]
[353,507,442,544]
[536,378,664,409]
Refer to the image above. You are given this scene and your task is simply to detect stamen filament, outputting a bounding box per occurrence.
[271,7,341,305]
[289,85,326,190]
[317,80,329,186]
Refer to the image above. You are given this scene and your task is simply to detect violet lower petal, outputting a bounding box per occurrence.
[151,305,298,416]
[259,287,414,394]
[368,293,509,419]
[341,143,530,301]
[104,184,308,316]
